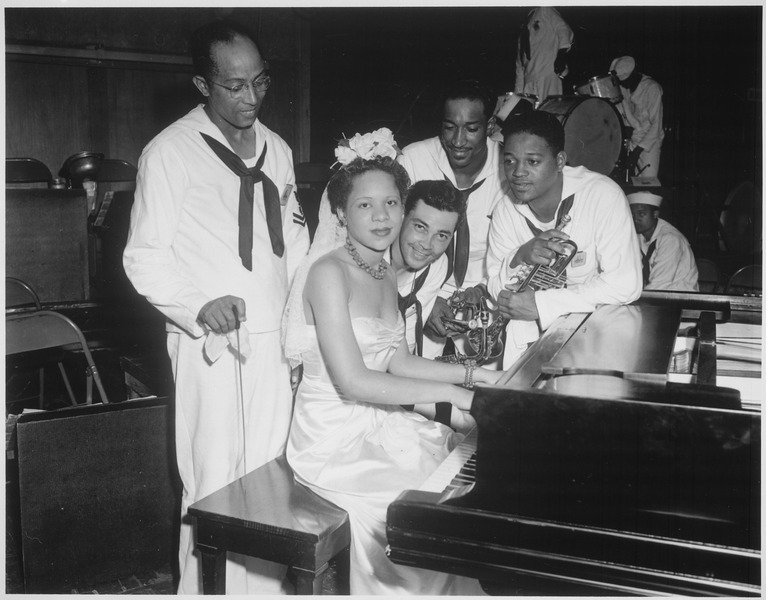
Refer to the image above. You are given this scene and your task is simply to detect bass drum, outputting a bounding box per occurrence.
[538,96,625,177]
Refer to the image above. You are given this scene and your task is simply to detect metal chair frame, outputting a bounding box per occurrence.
[6,310,110,406]
[6,278,77,407]
[725,264,763,296]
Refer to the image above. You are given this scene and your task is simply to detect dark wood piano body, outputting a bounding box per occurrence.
[387,293,762,596]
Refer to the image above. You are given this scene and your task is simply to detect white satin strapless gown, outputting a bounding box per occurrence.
[287,315,484,595]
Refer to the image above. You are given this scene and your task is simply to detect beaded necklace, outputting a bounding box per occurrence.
[344,238,388,280]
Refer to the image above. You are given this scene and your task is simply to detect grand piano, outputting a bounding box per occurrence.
[386,292,761,596]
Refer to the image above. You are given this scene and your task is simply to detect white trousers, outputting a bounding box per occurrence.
[168,329,293,595]
[636,145,661,181]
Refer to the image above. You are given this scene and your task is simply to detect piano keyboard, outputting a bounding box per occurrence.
[419,427,477,494]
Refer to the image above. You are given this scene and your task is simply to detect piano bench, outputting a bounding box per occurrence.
[188,454,350,595]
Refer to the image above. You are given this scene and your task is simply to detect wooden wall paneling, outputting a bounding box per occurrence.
[5,7,216,55]
[106,66,198,166]
[259,60,298,156]
[6,189,90,302]
[86,67,110,156]
[5,60,92,178]
[6,7,310,181]
[297,15,311,162]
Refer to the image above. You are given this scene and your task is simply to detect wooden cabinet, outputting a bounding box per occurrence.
[6,188,89,302]
[8,397,180,593]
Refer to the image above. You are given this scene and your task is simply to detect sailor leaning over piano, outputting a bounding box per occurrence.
[486,110,643,369]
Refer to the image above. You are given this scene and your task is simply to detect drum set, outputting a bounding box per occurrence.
[495,72,633,182]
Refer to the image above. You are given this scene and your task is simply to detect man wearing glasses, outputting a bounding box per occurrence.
[124,21,308,595]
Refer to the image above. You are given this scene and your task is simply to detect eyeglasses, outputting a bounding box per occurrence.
[207,71,271,99]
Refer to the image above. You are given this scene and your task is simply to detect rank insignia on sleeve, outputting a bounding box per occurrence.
[292,207,306,227]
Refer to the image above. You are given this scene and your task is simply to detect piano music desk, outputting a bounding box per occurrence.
[188,455,350,595]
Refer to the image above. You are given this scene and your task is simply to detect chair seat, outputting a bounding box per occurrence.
[6,310,111,405]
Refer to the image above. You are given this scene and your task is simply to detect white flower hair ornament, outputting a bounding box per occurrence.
[333,127,401,167]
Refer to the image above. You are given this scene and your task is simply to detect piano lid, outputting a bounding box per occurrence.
[540,303,681,381]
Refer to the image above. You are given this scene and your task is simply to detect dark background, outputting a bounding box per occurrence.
[4,4,762,267]
[6,5,762,209]
[308,6,762,208]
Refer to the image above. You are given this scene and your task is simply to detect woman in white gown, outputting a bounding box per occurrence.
[282,130,499,595]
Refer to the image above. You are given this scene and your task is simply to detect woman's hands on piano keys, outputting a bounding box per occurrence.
[451,408,476,434]
[449,368,509,433]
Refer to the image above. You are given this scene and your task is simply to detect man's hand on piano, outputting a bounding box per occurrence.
[497,287,539,321]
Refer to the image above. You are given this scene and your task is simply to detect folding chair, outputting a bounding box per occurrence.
[6,278,75,408]
[6,277,42,310]
[6,311,110,406]
[725,265,763,296]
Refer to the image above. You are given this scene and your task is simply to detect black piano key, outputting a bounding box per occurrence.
[445,452,476,491]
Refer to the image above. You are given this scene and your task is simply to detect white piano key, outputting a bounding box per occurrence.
[419,427,478,493]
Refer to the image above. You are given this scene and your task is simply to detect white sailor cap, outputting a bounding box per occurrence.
[627,191,663,208]
[610,56,636,81]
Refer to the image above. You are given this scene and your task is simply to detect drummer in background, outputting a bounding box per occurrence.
[628,190,699,291]
[610,56,665,183]
[514,7,574,105]
[489,92,535,144]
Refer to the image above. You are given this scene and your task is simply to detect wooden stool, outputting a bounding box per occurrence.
[188,454,350,595]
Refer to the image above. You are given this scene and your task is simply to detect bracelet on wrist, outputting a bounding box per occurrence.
[463,359,477,390]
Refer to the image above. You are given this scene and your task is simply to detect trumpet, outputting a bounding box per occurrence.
[507,238,578,293]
